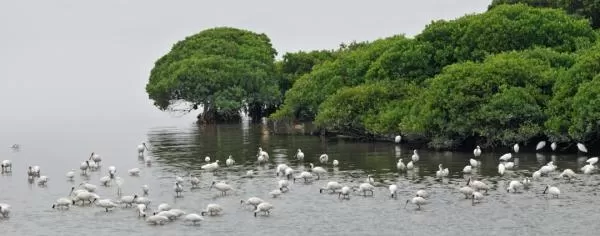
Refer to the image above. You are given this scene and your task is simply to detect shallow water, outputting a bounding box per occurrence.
[1,121,600,236]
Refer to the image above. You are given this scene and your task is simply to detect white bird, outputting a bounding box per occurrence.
[356,183,375,196]
[397,159,406,171]
[522,177,532,188]
[581,164,595,174]
[226,155,235,166]
[295,149,305,161]
[89,152,102,165]
[283,167,294,180]
[467,178,489,193]
[473,146,482,157]
[275,164,289,177]
[96,199,118,212]
[459,186,474,199]
[469,158,479,168]
[513,143,520,153]
[504,162,515,169]
[254,202,274,217]
[204,156,211,163]
[471,192,484,205]
[416,190,429,198]
[506,180,523,193]
[128,168,141,176]
[146,215,169,225]
[87,161,98,171]
[99,176,112,186]
[406,161,414,170]
[499,153,512,161]
[175,176,184,185]
[338,186,351,199]
[137,142,148,155]
[293,171,313,183]
[550,142,557,151]
[79,183,97,192]
[278,179,290,192]
[366,175,375,185]
[0,203,11,218]
[436,164,449,178]
[543,185,560,198]
[532,170,542,179]
[135,197,151,206]
[498,163,506,175]
[319,154,329,164]
[157,203,171,212]
[66,169,75,180]
[155,210,177,220]
[411,150,419,162]
[38,176,49,186]
[184,213,203,225]
[1,160,12,172]
[536,141,546,151]
[405,196,427,209]
[72,190,98,205]
[394,135,402,143]
[140,185,149,196]
[319,181,342,193]
[241,197,264,209]
[120,194,138,207]
[389,184,398,198]
[559,169,576,180]
[309,163,327,180]
[257,147,269,161]
[201,160,220,172]
[52,198,72,210]
[168,209,186,219]
[463,165,472,174]
[108,166,117,178]
[201,203,223,216]
[332,160,339,167]
[209,181,233,196]
[189,176,200,189]
[269,189,283,198]
[80,161,90,175]
[577,143,588,153]
[137,204,147,217]
[586,157,598,165]
[174,182,184,197]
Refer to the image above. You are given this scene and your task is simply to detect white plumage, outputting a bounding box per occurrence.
[543,185,560,198]
[473,146,482,157]
[209,181,233,195]
[226,155,235,166]
[513,143,520,153]
[536,141,547,151]
[405,196,427,209]
[201,203,223,216]
[319,181,342,193]
[184,213,203,225]
[319,154,329,164]
[254,202,274,217]
[394,135,402,143]
[295,149,304,161]
[577,143,587,153]
[499,153,512,161]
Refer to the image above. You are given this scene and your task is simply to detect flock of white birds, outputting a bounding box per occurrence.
[1,136,599,226]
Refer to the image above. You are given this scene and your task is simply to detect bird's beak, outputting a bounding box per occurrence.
[404,200,409,209]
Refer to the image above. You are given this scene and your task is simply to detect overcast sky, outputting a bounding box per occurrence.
[0,0,490,131]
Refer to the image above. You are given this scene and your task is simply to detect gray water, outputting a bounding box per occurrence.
[2,120,600,236]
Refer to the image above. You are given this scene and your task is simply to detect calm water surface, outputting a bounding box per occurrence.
[1,120,600,236]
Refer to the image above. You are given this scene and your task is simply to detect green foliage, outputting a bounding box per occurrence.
[417,4,596,67]
[490,0,600,28]
[570,74,600,140]
[146,27,280,122]
[401,51,559,148]
[271,35,407,120]
[546,41,600,141]
[365,39,437,83]
[314,81,414,136]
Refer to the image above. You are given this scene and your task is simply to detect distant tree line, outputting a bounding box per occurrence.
[146,3,600,150]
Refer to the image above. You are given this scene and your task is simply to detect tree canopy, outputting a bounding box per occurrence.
[146,27,280,123]
[489,0,600,28]
[147,4,600,150]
